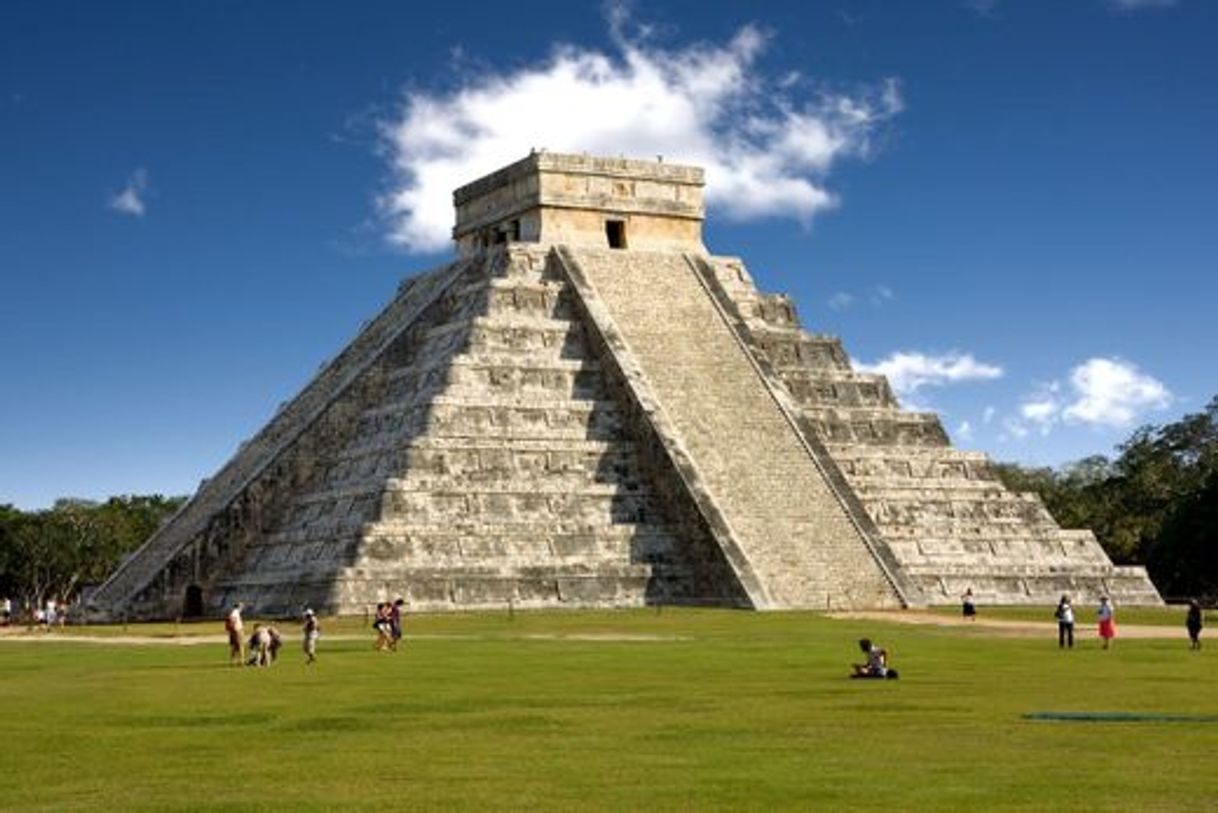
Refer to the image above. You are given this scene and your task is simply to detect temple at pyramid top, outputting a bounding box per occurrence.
[452,151,706,254]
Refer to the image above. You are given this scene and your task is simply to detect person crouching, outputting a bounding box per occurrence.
[851,638,899,679]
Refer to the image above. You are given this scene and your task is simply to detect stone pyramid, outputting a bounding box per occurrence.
[89,153,1160,620]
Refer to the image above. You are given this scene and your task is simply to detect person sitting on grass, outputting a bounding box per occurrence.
[851,638,899,679]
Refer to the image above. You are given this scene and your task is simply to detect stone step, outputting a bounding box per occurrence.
[865,497,1055,524]
[563,247,906,609]
[347,398,627,446]
[449,277,578,320]
[381,357,604,405]
[878,521,1068,539]
[888,539,1112,565]
[377,489,662,525]
[749,330,852,371]
[261,520,679,547]
[781,373,899,409]
[850,479,1021,494]
[807,412,950,447]
[324,443,641,490]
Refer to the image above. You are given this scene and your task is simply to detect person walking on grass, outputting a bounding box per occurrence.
[303,609,320,664]
[1097,595,1116,650]
[1055,595,1075,649]
[1186,599,1203,651]
[390,598,405,651]
[225,603,245,665]
[372,602,392,652]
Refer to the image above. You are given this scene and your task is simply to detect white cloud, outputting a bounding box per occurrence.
[982,405,996,424]
[1107,0,1175,11]
[962,0,1001,17]
[109,168,149,217]
[827,292,855,310]
[1062,357,1172,427]
[870,285,895,306]
[956,420,974,441]
[1005,357,1172,439]
[378,12,902,252]
[856,351,1003,398]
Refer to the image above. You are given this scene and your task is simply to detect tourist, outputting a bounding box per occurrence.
[225,603,245,665]
[390,597,405,651]
[247,624,271,666]
[1055,596,1075,649]
[1,596,11,626]
[372,602,392,651]
[302,609,320,664]
[961,588,976,621]
[1186,599,1203,650]
[1097,595,1116,650]
[850,638,898,679]
[266,625,282,663]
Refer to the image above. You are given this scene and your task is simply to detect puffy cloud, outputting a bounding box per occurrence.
[1005,357,1171,438]
[827,292,855,310]
[856,351,1004,398]
[378,13,901,252]
[109,168,149,217]
[1062,357,1172,427]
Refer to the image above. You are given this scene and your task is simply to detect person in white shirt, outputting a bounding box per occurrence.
[225,604,245,665]
[1055,596,1075,649]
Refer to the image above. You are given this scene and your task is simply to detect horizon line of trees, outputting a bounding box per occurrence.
[0,495,186,612]
[1,396,1214,609]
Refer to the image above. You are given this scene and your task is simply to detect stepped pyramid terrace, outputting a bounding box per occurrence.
[88,152,1162,620]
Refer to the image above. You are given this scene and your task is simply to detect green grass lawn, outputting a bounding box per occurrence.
[2,609,1215,811]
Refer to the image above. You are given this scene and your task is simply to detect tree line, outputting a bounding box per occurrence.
[0,495,185,613]
[993,396,1217,601]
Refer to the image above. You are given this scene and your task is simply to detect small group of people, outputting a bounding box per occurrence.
[372,599,405,652]
[225,602,322,666]
[3,597,71,628]
[1054,594,1117,649]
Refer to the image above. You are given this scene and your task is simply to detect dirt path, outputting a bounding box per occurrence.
[828,610,1189,639]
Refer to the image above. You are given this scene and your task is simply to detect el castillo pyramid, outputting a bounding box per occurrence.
[89,153,1161,620]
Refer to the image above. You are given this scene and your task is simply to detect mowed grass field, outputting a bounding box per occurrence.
[1,609,1215,811]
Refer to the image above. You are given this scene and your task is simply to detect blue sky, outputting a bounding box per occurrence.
[2,0,1214,509]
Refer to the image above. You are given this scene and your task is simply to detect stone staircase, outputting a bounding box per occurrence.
[697,255,1161,605]
[558,247,910,610]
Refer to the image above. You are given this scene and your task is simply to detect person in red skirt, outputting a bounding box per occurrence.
[1097,595,1116,650]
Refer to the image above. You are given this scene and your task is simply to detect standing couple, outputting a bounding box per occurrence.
[373,598,406,652]
[1055,595,1116,649]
